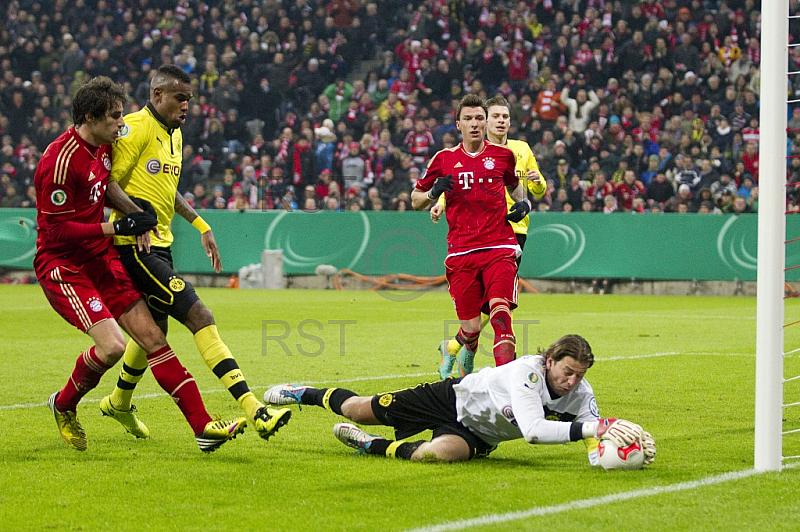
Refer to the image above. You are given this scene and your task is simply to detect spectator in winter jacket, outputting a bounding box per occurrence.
[531,78,564,128]
[561,87,600,135]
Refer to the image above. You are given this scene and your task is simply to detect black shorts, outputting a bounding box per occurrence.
[371,378,496,460]
[115,245,199,323]
[515,233,527,267]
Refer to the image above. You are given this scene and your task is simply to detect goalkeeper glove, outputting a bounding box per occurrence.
[130,196,158,219]
[427,176,454,199]
[505,198,532,222]
[641,430,656,465]
[596,418,643,447]
[113,211,158,236]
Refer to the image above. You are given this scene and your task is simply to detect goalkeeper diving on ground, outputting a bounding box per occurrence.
[264,334,656,465]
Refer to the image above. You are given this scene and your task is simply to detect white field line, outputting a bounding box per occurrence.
[0,351,750,411]
[0,372,434,411]
[602,352,677,361]
[530,312,757,321]
[400,463,800,532]
[0,303,757,322]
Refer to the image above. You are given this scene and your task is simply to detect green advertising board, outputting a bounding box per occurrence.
[2,208,798,282]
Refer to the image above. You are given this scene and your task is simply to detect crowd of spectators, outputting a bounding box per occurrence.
[0,0,786,215]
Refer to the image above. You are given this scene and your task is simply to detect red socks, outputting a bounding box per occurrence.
[489,301,516,366]
[147,345,212,435]
[55,347,110,412]
[455,328,480,353]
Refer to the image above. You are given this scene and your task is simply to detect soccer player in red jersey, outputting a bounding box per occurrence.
[37,76,246,453]
[411,94,533,370]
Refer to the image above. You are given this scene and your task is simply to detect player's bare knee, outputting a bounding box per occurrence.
[136,327,168,353]
[411,435,471,462]
[96,336,127,364]
[341,397,377,423]
[185,302,214,332]
[411,442,469,462]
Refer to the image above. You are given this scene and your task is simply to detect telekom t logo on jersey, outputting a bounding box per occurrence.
[458,172,474,189]
[89,181,105,205]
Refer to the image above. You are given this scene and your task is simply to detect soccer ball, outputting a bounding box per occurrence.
[598,439,645,471]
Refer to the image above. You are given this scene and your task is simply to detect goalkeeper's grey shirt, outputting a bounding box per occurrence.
[453,355,599,447]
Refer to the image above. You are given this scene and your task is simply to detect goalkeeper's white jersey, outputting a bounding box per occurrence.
[453,355,599,447]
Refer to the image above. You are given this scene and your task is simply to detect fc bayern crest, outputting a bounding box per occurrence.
[87,298,103,312]
[483,158,495,170]
[102,154,111,170]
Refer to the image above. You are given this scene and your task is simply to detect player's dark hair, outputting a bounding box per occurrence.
[456,94,487,121]
[72,76,128,126]
[151,64,191,91]
[485,95,510,111]
[540,334,594,368]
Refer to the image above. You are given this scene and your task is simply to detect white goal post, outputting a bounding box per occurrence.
[755,0,788,472]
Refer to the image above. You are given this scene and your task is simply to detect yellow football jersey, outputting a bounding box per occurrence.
[436,138,544,235]
[504,138,544,235]
[109,104,182,247]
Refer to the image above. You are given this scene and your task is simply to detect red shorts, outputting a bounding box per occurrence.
[38,251,141,333]
[444,248,518,321]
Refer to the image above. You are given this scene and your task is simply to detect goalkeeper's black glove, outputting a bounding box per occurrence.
[505,198,532,222]
[427,175,454,199]
[130,196,157,219]
[113,211,158,236]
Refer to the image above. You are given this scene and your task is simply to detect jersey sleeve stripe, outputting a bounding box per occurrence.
[54,138,79,185]
[38,209,77,215]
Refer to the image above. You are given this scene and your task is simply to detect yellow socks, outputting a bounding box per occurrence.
[109,339,149,411]
[194,324,262,421]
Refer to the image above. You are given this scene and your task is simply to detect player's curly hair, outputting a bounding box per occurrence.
[456,93,487,121]
[72,76,128,126]
[539,334,594,368]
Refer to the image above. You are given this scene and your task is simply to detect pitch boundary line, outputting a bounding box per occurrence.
[400,463,800,532]
[0,351,747,411]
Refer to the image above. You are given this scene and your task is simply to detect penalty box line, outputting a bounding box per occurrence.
[400,463,800,532]
[1,351,697,411]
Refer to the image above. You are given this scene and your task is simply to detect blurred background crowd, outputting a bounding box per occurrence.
[0,0,786,214]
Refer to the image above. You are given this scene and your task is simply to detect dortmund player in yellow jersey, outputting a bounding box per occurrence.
[431,95,546,379]
[101,65,291,442]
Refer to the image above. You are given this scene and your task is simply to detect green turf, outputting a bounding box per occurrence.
[1,285,799,531]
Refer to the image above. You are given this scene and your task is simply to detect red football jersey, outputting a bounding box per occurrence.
[417,141,519,256]
[34,127,113,274]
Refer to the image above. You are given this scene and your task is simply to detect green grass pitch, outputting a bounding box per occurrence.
[1,284,799,531]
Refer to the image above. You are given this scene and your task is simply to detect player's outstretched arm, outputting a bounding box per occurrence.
[175,191,222,272]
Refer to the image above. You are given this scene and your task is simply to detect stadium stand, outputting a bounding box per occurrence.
[0,0,770,214]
